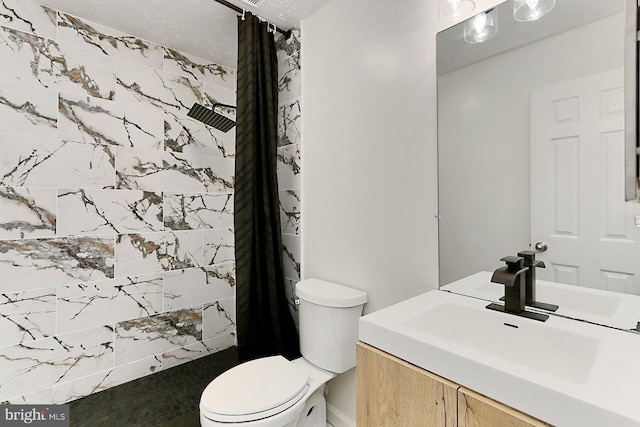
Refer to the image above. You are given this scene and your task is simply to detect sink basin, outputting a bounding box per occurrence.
[441,271,640,330]
[359,290,640,426]
[403,301,598,383]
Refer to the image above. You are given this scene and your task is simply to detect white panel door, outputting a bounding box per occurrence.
[530,68,640,295]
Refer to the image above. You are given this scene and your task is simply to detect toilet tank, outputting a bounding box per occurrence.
[295,279,367,374]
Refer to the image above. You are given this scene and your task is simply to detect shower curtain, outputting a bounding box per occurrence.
[234,13,300,362]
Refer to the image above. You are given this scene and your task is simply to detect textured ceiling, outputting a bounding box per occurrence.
[37,0,331,68]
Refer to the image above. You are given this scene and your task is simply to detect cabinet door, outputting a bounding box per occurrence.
[458,387,552,427]
[356,343,457,427]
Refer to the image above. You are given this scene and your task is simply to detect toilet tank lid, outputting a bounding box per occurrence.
[296,279,367,307]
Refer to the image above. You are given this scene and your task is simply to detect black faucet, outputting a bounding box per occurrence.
[487,256,549,322]
[518,250,558,312]
[490,256,528,314]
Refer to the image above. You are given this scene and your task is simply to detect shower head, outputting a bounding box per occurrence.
[187,102,236,133]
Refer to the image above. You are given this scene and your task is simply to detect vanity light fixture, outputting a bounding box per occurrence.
[513,0,555,22]
[438,0,475,21]
[463,8,498,43]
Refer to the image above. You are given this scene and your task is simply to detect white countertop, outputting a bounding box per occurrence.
[441,271,640,331]
[359,289,640,426]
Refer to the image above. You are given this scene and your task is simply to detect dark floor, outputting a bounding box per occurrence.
[69,347,239,427]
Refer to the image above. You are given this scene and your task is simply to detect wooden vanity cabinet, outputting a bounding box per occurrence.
[356,343,551,427]
[458,387,550,427]
[356,342,457,426]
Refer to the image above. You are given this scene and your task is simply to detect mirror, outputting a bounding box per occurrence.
[437,0,640,327]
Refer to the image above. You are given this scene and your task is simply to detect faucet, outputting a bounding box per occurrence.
[487,255,551,322]
[518,250,544,305]
[490,256,528,314]
[517,250,558,312]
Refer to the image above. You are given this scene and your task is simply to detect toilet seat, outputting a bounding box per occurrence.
[200,356,310,423]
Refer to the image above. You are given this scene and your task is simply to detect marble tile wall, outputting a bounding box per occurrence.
[275,30,303,326]
[0,0,237,404]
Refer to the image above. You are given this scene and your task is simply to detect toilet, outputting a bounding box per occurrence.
[199,278,367,426]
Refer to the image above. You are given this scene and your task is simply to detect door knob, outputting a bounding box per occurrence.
[534,241,548,252]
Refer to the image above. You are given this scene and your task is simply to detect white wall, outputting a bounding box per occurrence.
[301,0,442,422]
[300,0,527,422]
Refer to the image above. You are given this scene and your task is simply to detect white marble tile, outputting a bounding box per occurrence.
[0,28,116,99]
[205,332,236,352]
[56,273,164,335]
[52,355,161,403]
[59,91,164,149]
[115,230,202,277]
[0,0,57,40]
[0,287,56,348]
[277,50,301,106]
[114,232,166,277]
[282,234,301,281]
[114,307,202,366]
[57,188,164,236]
[163,230,203,271]
[164,111,234,158]
[161,340,213,370]
[275,28,301,63]
[284,277,299,329]
[0,135,116,189]
[0,326,114,402]
[278,98,301,147]
[116,60,202,114]
[201,155,234,193]
[279,189,301,235]
[161,334,235,370]
[57,12,164,68]
[0,236,115,293]
[203,83,236,109]
[163,48,235,90]
[163,193,233,230]
[0,187,56,239]
[277,143,301,190]
[115,147,204,192]
[203,228,234,266]
[163,268,208,311]
[203,297,236,340]
[204,263,235,301]
[50,327,115,383]
[0,81,57,138]
[3,387,55,405]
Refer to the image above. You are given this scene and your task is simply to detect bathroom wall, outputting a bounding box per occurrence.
[0,0,237,404]
[301,0,441,423]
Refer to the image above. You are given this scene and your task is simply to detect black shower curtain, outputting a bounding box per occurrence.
[234,13,300,362]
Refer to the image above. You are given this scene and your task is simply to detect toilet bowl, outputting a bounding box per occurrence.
[199,279,367,427]
[200,357,334,426]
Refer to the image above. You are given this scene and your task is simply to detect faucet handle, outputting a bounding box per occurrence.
[500,255,525,271]
[517,250,546,268]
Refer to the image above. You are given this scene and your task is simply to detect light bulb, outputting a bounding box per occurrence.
[439,0,475,21]
[473,12,487,33]
[514,0,555,22]
[463,8,497,43]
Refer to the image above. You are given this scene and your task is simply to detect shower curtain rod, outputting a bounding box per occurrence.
[212,0,292,39]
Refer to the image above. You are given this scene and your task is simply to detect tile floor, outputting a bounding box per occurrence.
[68,346,239,427]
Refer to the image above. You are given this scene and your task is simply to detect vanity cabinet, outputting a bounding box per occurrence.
[356,343,550,427]
[457,387,549,427]
[356,342,457,426]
